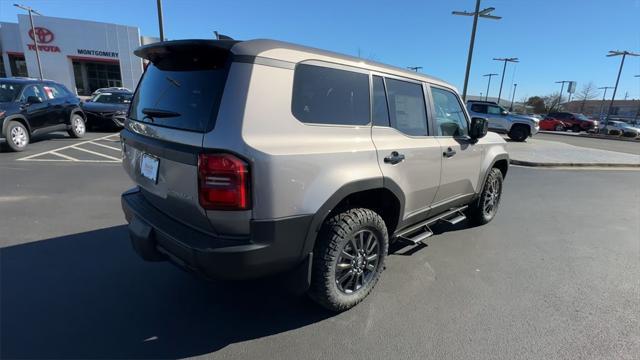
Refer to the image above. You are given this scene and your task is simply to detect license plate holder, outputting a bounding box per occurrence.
[140,153,159,183]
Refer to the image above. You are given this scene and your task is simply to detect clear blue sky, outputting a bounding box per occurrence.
[2,0,639,101]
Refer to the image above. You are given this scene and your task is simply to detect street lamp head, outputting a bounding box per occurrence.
[607,50,640,57]
[493,57,519,62]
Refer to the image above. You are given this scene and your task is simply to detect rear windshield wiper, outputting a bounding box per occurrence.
[142,108,181,119]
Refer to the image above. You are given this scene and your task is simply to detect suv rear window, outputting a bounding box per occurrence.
[130,59,229,132]
[292,64,370,126]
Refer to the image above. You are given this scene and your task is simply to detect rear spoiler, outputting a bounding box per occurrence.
[134,39,240,64]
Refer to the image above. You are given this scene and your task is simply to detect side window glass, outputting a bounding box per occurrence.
[384,78,428,136]
[471,103,487,113]
[21,85,43,102]
[43,84,68,99]
[487,106,502,115]
[372,76,390,126]
[431,87,469,137]
[292,64,370,125]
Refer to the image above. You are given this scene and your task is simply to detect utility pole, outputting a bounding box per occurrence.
[604,50,639,125]
[14,4,43,80]
[493,57,519,105]
[407,66,423,72]
[452,1,501,102]
[555,80,571,110]
[156,0,165,41]
[510,83,518,111]
[482,73,498,101]
[597,86,614,121]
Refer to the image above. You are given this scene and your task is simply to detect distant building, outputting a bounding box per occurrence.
[562,99,640,118]
[0,15,158,95]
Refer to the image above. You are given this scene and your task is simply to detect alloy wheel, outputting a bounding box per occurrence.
[335,229,380,294]
[10,126,27,148]
[73,117,86,135]
[483,176,501,217]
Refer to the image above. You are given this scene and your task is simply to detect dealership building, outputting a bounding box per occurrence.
[0,15,156,95]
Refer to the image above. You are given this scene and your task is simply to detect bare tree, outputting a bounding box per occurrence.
[543,92,562,112]
[576,82,599,112]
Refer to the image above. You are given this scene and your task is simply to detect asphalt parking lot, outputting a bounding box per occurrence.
[1,132,639,359]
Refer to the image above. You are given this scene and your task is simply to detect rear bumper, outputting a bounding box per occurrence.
[121,187,313,280]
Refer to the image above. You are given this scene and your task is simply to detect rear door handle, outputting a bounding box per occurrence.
[443,147,457,158]
[384,151,405,165]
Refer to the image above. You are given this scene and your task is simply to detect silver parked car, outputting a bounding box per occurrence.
[599,120,640,137]
[466,100,539,141]
[120,39,509,311]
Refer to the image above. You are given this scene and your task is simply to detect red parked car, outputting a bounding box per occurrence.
[539,117,568,131]
[546,112,598,132]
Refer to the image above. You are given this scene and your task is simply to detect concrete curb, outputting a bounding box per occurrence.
[510,159,640,168]
[539,131,640,143]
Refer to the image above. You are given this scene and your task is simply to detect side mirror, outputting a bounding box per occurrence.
[470,117,488,140]
[26,96,42,104]
[501,110,509,116]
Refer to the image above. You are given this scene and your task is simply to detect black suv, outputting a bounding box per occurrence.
[0,77,86,151]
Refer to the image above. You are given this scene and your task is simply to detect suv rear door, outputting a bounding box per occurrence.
[121,42,232,234]
[429,85,482,207]
[370,74,441,226]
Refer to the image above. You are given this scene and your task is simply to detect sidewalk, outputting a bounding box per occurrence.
[506,138,640,167]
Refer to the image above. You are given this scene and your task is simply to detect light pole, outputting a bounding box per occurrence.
[156,0,165,41]
[554,80,572,110]
[482,73,498,101]
[597,86,614,120]
[407,66,423,72]
[452,1,501,102]
[634,75,640,122]
[510,83,518,111]
[14,3,43,80]
[493,57,519,105]
[604,50,639,125]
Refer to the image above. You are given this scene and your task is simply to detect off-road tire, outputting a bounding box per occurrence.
[5,121,30,152]
[308,208,389,312]
[67,114,86,138]
[467,168,504,225]
[508,125,529,142]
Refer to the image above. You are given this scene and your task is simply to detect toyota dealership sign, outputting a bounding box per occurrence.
[26,26,61,52]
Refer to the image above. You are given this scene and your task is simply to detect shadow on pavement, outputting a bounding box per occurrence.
[0,226,332,359]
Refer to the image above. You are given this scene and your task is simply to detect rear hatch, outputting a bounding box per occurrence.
[121,40,236,234]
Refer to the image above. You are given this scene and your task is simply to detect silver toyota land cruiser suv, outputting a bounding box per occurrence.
[121,39,509,311]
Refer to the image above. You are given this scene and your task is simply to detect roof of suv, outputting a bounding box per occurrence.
[135,39,455,91]
[0,77,53,84]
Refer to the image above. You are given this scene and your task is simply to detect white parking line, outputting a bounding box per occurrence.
[50,151,78,161]
[72,146,121,161]
[90,141,121,151]
[17,133,122,163]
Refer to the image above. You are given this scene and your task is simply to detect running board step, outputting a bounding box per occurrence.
[441,212,467,225]
[395,205,468,245]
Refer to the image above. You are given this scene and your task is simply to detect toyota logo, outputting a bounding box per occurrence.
[28,27,55,44]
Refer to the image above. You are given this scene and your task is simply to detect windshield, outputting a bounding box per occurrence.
[92,93,132,104]
[130,60,229,132]
[0,82,23,102]
[575,114,590,120]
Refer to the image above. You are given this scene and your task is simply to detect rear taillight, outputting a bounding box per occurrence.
[198,153,250,210]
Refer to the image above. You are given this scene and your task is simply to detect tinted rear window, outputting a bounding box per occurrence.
[292,64,370,126]
[130,59,228,132]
